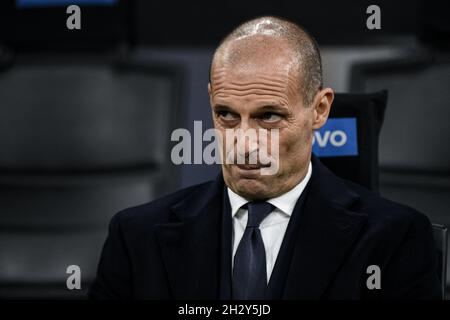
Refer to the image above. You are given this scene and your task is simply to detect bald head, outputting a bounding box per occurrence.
[210,16,323,106]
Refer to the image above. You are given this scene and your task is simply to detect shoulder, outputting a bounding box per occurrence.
[109,179,216,230]
[344,179,433,236]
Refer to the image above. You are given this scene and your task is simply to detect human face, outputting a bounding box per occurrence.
[209,43,326,199]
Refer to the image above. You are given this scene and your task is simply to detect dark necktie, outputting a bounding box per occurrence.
[232,201,274,300]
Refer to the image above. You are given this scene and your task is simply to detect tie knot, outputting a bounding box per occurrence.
[245,201,273,228]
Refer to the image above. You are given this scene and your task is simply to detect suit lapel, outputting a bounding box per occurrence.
[282,156,368,299]
[155,175,225,299]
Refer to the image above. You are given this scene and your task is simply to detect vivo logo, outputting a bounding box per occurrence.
[313,130,347,148]
[312,118,358,157]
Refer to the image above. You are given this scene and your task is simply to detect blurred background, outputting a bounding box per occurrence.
[0,0,449,299]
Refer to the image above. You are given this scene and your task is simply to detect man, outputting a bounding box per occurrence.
[89,16,441,299]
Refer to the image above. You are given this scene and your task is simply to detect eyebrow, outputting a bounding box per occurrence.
[212,104,235,112]
[257,104,290,113]
[212,104,290,114]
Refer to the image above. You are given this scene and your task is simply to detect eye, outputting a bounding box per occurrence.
[260,112,283,123]
[217,110,239,121]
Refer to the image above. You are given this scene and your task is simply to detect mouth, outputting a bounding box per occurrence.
[235,163,271,170]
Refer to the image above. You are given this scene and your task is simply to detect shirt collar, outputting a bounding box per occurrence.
[227,161,312,217]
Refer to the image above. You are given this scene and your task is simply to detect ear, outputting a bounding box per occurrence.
[312,88,334,130]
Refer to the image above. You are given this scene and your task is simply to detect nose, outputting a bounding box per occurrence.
[235,118,259,161]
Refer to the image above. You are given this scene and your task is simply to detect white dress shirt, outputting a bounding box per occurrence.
[227,161,312,283]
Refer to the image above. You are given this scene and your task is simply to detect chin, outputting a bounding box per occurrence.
[231,178,273,200]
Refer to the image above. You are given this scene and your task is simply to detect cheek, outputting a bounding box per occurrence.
[212,116,222,129]
[280,119,312,156]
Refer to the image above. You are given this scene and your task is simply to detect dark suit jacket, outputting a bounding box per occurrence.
[89,155,441,299]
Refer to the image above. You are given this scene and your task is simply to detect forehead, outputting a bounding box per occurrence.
[210,36,300,101]
[210,64,299,104]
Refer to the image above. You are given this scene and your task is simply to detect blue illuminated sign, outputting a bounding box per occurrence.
[312,117,358,157]
[16,0,117,8]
